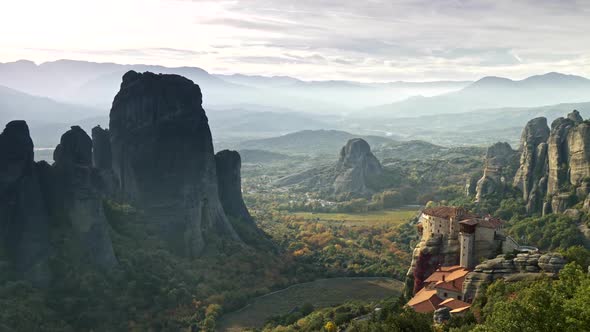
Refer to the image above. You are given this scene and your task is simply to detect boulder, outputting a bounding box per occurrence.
[433,307,451,324]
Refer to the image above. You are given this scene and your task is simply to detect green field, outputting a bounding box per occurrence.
[217,277,403,331]
[291,208,419,226]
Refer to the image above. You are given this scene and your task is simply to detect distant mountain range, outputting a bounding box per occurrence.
[0,86,101,126]
[2,59,590,150]
[366,72,590,118]
[0,59,471,113]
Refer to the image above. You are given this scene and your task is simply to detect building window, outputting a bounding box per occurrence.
[444,292,448,297]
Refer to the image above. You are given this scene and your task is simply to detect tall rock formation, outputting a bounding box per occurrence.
[333,138,383,195]
[215,150,253,223]
[475,142,517,201]
[91,125,112,170]
[0,121,51,286]
[91,125,118,197]
[477,110,590,214]
[109,71,239,257]
[274,138,383,198]
[52,126,117,268]
[512,117,550,213]
[215,149,272,247]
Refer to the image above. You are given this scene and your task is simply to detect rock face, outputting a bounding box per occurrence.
[91,125,118,197]
[475,142,517,201]
[109,71,239,257]
[477,111,590,214]
[512,117,550,213]
[462,252,566,301]
[1,71,266,285]
[52,126,117,269]
[275,138,383,198]
[333,138,383,195]
[91,125,112,170]
[0,121,51,286]
[215,150,253,223]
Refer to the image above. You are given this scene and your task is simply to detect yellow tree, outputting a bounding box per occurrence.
[324,321,337,332]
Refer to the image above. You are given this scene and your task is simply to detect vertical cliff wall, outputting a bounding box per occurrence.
[109,71,239,257]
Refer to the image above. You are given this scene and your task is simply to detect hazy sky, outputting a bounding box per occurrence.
[2,0,590,81]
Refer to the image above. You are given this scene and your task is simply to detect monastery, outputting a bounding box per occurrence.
[407,206,520,313]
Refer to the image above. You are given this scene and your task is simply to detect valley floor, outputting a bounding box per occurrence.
[216,277,403,331]
[290,208,419,227]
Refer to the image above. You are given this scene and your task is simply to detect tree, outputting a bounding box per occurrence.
[324,321,337,332]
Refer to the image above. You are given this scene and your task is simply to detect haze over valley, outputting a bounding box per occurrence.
[2,1,590,331]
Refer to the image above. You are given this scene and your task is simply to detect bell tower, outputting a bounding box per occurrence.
[459,220,476,269]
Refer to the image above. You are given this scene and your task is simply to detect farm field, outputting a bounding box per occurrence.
[291,208,419,226]
[217,277,403,331]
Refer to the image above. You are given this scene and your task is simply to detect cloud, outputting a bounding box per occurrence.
[5,0,590,81]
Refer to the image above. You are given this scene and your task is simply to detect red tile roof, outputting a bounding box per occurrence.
[440,298,471,310]
[407,288,443,313]
[424,265,469,284]
[450,306,471,314]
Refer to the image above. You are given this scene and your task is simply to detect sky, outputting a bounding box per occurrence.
[1,0,590,82]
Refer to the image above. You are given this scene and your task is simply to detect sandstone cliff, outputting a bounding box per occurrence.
[462,252,566,301]
[333,138,383,195]
[475,142,518,201]
[109,71,240,257]
[479,110,590,214]
[275,138,383,198]
[1,71,267,285]
[215,149,273,248]
[0,121,51,286]
[52,126,118,269]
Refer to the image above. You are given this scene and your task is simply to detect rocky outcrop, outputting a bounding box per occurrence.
[0,121,51,286]
[462,252,566,301]
[91,125,118,197]
[475,142,517,201]
[408,235,461,293]
[333,138,383,195]
[215,150,253,223]
[512,117,550,213]
[91,125,112,170]
[433,307,451,324]
[477,111,590,214]
[109,71,240,257]
[275,138,383,198]
[566,119,590,187]
[546,117,575,196]
[215,149,273,247]
[52,126,117,269]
